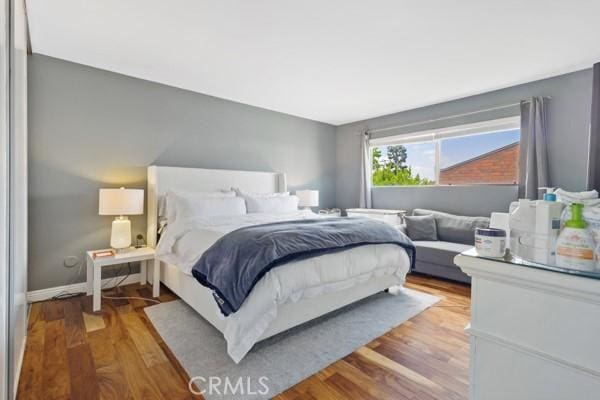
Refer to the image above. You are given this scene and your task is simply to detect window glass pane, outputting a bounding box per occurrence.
[372,142,436,186]
[439,129,520,185]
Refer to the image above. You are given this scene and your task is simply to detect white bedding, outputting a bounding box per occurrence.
[156,211,411,362]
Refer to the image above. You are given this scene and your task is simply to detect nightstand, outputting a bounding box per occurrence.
[86,247,157,312]
[318,208,342,217]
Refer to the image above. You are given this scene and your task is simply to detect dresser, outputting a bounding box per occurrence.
[455,249,600,400]
[345,208,405,226]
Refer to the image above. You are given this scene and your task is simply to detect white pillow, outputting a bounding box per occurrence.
[172,194,247,220]
[233,188,289,198]
[162,190,236,222]
[245,195,299,214]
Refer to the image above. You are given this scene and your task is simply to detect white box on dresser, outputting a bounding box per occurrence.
[455,249,600,400]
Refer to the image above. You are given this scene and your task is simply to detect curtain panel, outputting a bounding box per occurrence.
[589,62,600,190]
[359,131,372,208]
[518,97,551,199]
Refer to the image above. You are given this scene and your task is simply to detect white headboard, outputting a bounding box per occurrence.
[147,166,287,247]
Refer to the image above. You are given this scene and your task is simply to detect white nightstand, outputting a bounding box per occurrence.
[318,208,342,217]
[86,247,158,312]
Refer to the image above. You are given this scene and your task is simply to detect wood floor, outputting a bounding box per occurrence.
[17,274,471,400]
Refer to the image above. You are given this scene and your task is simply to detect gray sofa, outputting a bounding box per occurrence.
[401,208,490,283]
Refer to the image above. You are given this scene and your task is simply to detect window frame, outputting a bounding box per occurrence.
[369,116,521,187]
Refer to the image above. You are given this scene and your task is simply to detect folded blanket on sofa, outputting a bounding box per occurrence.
[191,217,415,316]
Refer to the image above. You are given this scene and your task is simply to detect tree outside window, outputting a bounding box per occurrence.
[371,144,434,186]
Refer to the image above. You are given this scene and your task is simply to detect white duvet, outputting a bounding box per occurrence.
[156,211,411,362]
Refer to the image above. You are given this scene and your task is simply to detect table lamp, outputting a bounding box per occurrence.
[296,190,319,210]
[99,187,144,250]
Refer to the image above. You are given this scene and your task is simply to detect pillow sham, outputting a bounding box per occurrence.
[233,188,290,198]
[162,190,236,222]
[172,194,247,220]
[245,195,299,214]
[405,214,438,241]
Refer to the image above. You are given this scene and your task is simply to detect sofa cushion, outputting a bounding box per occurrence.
[412,208,489,245]
[405,214,437,241]
[414,240,473,267]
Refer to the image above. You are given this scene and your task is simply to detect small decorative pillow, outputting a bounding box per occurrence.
[245,195,299,213]
[405,214,438,241]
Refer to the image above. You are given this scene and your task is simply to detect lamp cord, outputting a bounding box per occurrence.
[101,262,160,304]
[48,259,125,301]
[42,261,160,306]
[49,261,86,301]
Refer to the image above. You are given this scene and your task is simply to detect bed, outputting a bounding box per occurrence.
[147,166,413,362]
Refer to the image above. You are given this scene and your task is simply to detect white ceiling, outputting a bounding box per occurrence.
[26,0,600,125]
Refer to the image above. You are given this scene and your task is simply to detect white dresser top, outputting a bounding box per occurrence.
[346,208,406,215]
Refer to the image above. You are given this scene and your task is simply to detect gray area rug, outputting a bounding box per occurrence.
[145,287,440,400]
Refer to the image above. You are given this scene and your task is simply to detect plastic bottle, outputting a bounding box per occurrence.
[536,192,564,265]
[509,199,536,261]
[555,203,597,271]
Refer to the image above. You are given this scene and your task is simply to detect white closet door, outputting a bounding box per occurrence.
[0,0,9,398]
[8,0,28,398]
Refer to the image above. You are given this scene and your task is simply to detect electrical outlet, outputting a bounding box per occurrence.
[63,255,80,268]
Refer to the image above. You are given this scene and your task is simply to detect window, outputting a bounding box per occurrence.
[370,117,520,186]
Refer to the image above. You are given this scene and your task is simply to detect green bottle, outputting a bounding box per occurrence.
[564,203,587,229]
[556,202,596,271]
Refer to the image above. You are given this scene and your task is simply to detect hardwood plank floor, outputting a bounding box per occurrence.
[17,274,470,400]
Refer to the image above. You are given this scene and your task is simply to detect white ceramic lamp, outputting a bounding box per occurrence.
[297,190,319,210]
[99,188,144,250]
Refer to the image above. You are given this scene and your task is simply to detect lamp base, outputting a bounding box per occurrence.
[114,247,134,254]
[111,216,132,250]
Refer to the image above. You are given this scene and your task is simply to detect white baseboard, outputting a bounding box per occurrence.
[26,273,144,303]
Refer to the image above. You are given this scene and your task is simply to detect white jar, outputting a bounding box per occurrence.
[475,228,506,258]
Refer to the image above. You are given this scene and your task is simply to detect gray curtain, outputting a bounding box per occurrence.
[359,131,372,208]
[518,97,550,199]
[588,62,600,190]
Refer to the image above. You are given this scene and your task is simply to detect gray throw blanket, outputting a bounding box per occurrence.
[192,217,415,316]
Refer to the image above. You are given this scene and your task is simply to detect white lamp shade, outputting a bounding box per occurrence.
[296,190,319,207]
[99,188,144,215]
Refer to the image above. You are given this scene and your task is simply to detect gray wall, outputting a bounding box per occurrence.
[28,55,336,291]
[28,54,594,290]
[336,69,593,216]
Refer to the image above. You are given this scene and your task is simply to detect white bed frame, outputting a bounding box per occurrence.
[147,165,399,341]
